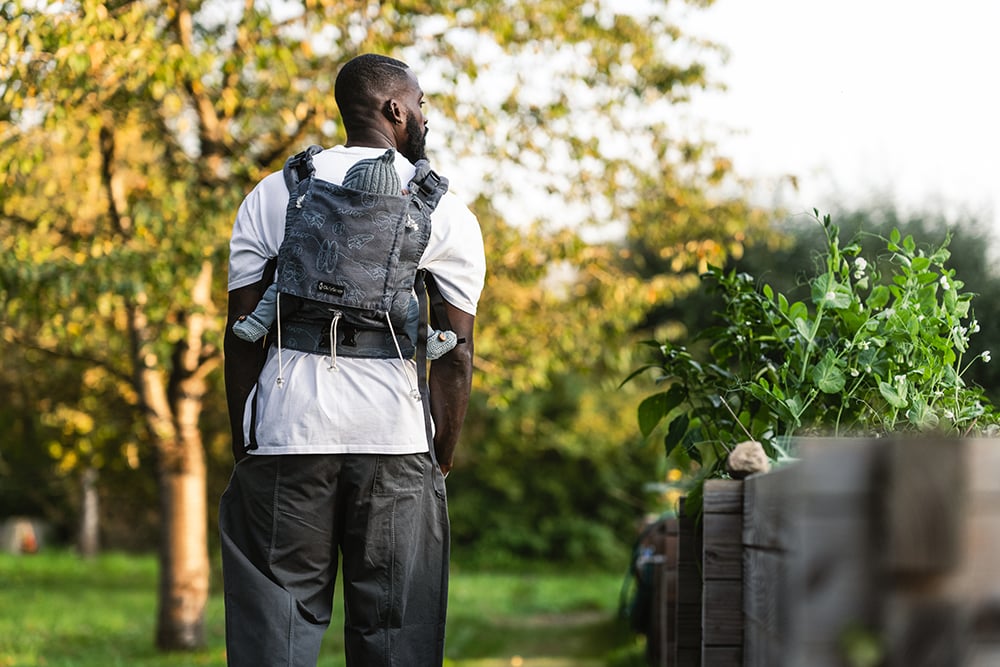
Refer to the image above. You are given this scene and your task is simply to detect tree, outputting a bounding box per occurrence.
[1,0,767,648]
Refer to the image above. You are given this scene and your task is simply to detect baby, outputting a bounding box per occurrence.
[232,149,458,360]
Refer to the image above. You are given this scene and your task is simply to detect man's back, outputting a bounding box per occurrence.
[226,145,484,454]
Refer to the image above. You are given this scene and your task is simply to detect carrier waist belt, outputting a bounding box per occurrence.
[277,320,415,360]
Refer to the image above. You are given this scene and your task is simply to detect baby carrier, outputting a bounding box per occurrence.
[272,145,450,395]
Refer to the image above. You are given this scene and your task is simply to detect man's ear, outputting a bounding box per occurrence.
[383,99,404,125]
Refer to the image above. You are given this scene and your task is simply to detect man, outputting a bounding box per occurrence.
[219,53,485,667]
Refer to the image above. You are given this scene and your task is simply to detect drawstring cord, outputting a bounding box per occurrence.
[328,311,342,372]
[275,291,285,387]
[386,313,420,401]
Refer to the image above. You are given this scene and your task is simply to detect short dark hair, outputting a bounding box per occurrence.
[335,54,412,132]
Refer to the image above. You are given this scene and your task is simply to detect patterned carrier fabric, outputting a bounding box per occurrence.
[274,146,447,358]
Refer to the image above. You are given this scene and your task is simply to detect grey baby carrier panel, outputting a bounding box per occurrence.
[275,145,448,358]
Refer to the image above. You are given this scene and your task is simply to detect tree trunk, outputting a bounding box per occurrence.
[130,261,217,651]
[78,466,100,558]
[155,440,209,650]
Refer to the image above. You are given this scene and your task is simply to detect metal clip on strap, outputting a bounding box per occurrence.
[282,144,324,192]
[413,169,442,201]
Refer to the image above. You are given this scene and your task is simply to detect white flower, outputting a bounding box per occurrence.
[824,291,836,302]
[854,257,868,272]
[983,351,992,363]
[944,409,955,420]
[940,276,950,290]
[865,365,873,374]
[894,374,906,383]
[850,368,860,377]
[972,320,981,333]
[858,340,870,350]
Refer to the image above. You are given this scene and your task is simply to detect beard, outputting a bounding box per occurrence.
[402,114,427,163]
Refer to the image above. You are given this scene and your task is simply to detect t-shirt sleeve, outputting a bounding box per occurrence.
[227,173,287,291]
[420,193,486,316]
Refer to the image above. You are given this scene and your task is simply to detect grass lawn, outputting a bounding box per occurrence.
[0,550,646,667]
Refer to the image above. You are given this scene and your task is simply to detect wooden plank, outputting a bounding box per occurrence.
[676,507,703,660]
[646,518,678,667]
[703,479,744,514]
[787,642,854,667]
[931,512,1000,606]
[883,436,965,575]
[969,644,1000,667]
[740,437,1000,667]
[702,579,742,646]
[701,646,742,667]
[703,512,742,580]
[743,547,786,666]
[965,438,1000,494]
[883,598,966,667]
[676,648,700,667]
[794,513,879,643]
[743,464,797,550]
[795,436,881,497]
[743,616,781,667]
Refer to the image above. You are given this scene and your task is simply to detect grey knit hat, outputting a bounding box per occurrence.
[342,149,401,195]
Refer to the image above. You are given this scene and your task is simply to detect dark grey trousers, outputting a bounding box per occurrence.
[219,452,449,667]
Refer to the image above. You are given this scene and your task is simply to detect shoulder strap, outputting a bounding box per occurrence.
[415,270,437,459]
[282,145,324,192]
[423,272,453,334]
[408,159,449,211]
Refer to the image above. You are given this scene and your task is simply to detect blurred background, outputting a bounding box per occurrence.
[2,0,998,665]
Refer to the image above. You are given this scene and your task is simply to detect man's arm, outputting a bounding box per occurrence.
[429,302,475,475]
[224,278,273,462]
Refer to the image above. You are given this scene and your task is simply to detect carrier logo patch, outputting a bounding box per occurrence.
[316,281,345,296]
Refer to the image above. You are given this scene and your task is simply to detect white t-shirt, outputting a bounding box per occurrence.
[228,146,486,455]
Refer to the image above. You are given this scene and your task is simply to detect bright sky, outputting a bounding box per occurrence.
[678,0,1000,234]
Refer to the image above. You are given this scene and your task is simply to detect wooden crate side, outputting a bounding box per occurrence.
[676,506,703,661]
[743,464,797,551]
[702,481,744,665]
[644,518,679,667]
[703,479,744,514]
[883,437,965,575]
[702,647,742,665]
[703,512,742,580]
[742,437,1000,666]
[743,547,786,667]
[702,579,742,647]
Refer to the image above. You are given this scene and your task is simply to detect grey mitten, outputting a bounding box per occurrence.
[426,329,458,361]
[232,283,279,342]
[232,313,270,342]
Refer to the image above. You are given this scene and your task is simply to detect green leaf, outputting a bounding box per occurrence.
[619,364,659,388]
[812,352,846,394]
[637,387,685,437]
[812,275,852,309]
[793,316,813,342]
[664,414,690,458]
[867,285,890,310]
[778,293,789,314]
[879,381,908,409]
[785,396,804,424]
[788,301,808,322]
[906,399,940,430]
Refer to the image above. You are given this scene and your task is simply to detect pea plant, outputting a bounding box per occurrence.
[626,212,996,487]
